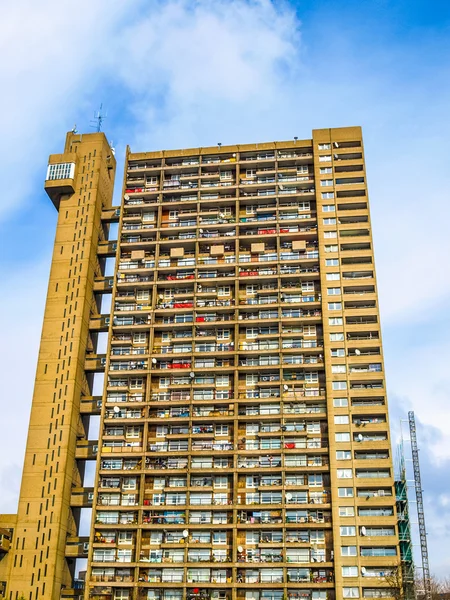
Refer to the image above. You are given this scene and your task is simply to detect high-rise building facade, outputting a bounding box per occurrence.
[0,127,400,600]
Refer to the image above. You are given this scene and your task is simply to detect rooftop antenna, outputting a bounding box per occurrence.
[71,124,78,134]
[91,103,107,133]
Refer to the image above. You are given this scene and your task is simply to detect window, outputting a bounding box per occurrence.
[325,245,338,252]
[338,488,354,497]
[322,204,336,212]
[341,546,357,557]
[335,415,349,424]
[329,317,343,326]
[321,191,335,199]
[332,381,347,390]
[328,302,342,310]
[46,162,75,180]
[332,365,346,374]
[339,506,355,517]
[343,588,360,598]
[326,258,339,266]
[323,218,337,225]
[337,469,353,479]
[318,143,331,150]
[333,397,348,406]
[320,167,332,174]
[336,450,351,460]
[321,179,333,187]
[133,332,147,343]
[336,433,351,442]
[331,348,345,357]
[341,526,356,537]
[326,273,340,281]
[330,333,345,341]
[319,155,332,162]
[360,547,397,557]
[343,567,358,577]
[327,288,341,295]
[324,231,337,238]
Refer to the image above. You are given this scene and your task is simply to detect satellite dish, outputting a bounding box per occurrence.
[283,384,289,391]
[334,142,339,148]
[237,546,243,553]
[286,493,293,500]
[361,526,367,536]
[357,434,363,442]
[279,185,284,190]
[361,567,366,575]
[334,154,339,160]
[183,530,189,538]
[124,194,130,200]
[190,372,195,378]
[152,358,157,364]
[355,349,361,355]
[199,229,204,233]
[232,153,236,157]
[113,406,120,413]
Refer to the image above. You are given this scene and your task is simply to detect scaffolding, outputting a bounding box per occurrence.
[395,439,415,600]
[408,411,432,600]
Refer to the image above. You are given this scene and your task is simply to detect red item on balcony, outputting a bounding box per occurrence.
[196,317,205,322]
[285,442,295,449]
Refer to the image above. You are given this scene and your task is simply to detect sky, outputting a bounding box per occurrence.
[1,0,450,576]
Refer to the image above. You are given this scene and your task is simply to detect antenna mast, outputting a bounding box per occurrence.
[91,103,107,132]
[408,411,431,600]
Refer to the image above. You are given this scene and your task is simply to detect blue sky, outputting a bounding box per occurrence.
[1,0,450,576]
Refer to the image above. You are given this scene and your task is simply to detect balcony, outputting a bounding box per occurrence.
[70,487,94,508]
[0,529,11,554]
[65,536,89,558]
[75,440,99,460]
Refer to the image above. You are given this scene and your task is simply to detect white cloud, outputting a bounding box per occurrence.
[0,261,50,511]
[0,0,131,220]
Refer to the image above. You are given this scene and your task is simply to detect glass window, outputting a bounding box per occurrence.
[341,546,357,556]
[332,365,346,374]
[326,273,340,280]
[343,588,360,598]
[335,415,349,424]
[343,567,358,577]
[336,450,351,460]
[318,144,331,150]
[330,333,345,341]
[46,162,75,180]
[332,381,347,390]
[333,397,348,406]
[339,506,355,517]
[336,433,351,442]
[327,287,341,295]
[329,317,343,326]
[337,469,353,479]
[328,302,342,310]
[322,204,336,212]
[340,526,356,536]
[321,179,333,187]
[324,230,337,238]
[326,258,339,266]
